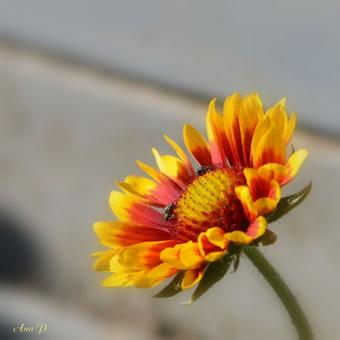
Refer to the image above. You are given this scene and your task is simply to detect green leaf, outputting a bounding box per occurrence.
[153,271,184,298]
[231,246,242,272]
[259,229,277,246]
[266,181,312,223]
[189,248,237,303]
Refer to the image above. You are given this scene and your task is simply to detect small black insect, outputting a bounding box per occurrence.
[163,202,176,221]
[195,165,215,176]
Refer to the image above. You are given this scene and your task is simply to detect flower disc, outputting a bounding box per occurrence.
[172,167,247,242]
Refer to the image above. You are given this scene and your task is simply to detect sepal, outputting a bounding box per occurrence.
[153,272,184,298]
[266,181,312,223]
[189,246,240,302]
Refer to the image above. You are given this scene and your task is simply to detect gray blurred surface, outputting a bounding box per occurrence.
[0,1,339,135]
[0,44,339,340]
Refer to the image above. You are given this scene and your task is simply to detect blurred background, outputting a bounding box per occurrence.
[0,1,339,339]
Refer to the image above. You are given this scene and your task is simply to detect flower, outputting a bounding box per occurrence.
[93,93,308,291]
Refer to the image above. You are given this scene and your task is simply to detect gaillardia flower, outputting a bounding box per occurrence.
[93,93,308,291]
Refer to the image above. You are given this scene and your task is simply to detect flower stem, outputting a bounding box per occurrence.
[243,246,313,340]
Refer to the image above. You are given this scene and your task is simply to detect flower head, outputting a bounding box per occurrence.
[93,93,308,292]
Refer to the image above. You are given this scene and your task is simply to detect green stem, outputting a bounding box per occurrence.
[243,246,313,340]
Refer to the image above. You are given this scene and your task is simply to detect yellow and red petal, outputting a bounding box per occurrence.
[136,160,182,203]
[239,93,264,166]
[246,216,267,239]
[235,185,258,221]
[226,216,267,244]
[268,179,281,202]
[93,221,170,248]
[183,124,212,166]
[152,148,191,186]
[253,179,280,215]
[94,92,308,290]
[160,244,187,270]
[118,240,177,271]
[198,229,227,262]
[109,191,170,229]
[266,98,297,146]
[253,125,285,169]
[243,169,281,204]
[243,168,271,200]
[257,163,288,184]
[253,197,278,216]
[117,175,160,205]
[182,267,205,289]
[257,149,308,186]
[206,98,228,166]
[223,93,244,166]
[250,116,272,165]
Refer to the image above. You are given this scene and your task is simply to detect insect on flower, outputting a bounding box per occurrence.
[163,202,176,221]
[195,165,215,176]
[92,92,308,294]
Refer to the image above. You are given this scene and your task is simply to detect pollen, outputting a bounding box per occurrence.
[171,168,247,242]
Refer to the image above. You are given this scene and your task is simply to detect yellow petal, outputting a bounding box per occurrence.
[152,148,189,184]
[118,175,157,199]
[160,244,187,270]
[206,98,219,142]
[136,160,166,183]
[133,263,178,288]
[226,231,253,244]
[206,227,228,249]
[164,134,194,175]
[179,241,204,269]
[101,272,135,287]
[92,249,118,271]
[266,97,287,136]
[283,149,308,185]
[93,221,118,247]
[283,112,297,144]
[109,254,131,273]
[204,251,226,262]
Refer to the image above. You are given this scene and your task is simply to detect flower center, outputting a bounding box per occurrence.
[170,167,248,242]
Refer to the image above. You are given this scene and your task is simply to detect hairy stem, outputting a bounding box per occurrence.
[243,246,313,340]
